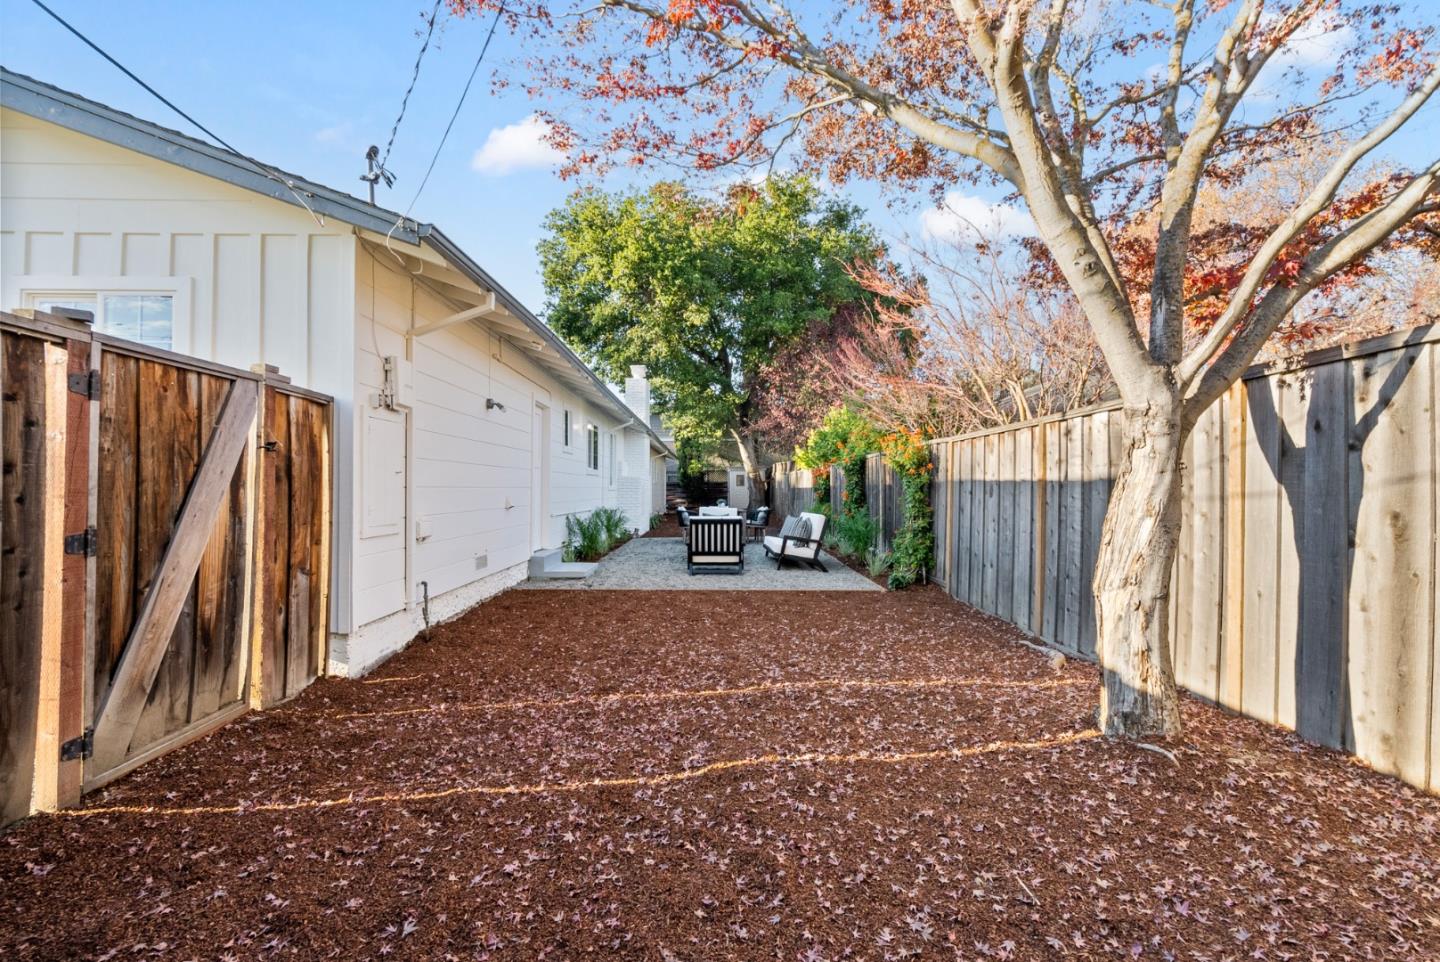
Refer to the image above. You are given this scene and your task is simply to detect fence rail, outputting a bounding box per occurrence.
[927,323,1440,795]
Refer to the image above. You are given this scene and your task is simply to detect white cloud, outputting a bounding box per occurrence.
[919,191,1035,245]
[471,115,566,175]
[313,122,352,145]
[1272,16,1354,69]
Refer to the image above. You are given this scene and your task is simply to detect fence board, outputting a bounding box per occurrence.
[1013,428,1034,633]
[1346,345,1433,785]
[1079,411,1110,658]
[982,433,1000,614]
[996,431,1016,622]
[95,353,138,718]
[1297,361,1351,750]
[1274,374,1306,731]
[1184,400,1226,702]
[1,332,52,824]
[1241,377,1283,724]
[1042,422,1062,644]
[1059,417,1085,651]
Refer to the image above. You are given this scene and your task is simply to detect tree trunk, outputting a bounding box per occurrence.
[1094,400,1186,739]
[730,429,768,506]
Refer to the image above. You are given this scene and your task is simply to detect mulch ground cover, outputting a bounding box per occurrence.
[3,587,1438,961]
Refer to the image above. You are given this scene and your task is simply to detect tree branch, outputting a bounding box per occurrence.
[601,0,1025,183]
[1177,57,1440,386]
[949,0,1153,395]
[1183,159,1440,423]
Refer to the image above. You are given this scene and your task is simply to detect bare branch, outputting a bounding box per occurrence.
[950,0,1152,392]
[1177,58,1440,386]
[1183,159,1440,422]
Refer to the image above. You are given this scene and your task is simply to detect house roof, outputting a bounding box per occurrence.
[0,67,674,459]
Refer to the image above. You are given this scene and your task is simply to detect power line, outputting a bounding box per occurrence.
[402,3,505,219]
[25,0,323,223]
[379,0,444,172]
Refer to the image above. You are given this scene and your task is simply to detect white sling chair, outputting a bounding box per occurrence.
[763,511,829,571]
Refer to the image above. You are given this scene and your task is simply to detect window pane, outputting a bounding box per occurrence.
[101,294,172,350]
[33,296,97,317]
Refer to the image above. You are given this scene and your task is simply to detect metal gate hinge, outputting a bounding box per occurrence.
[64,526,97,557]
[61,728,93,761]
[67,369,101,400]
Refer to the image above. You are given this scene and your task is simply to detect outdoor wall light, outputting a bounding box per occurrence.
[486,398,506,411]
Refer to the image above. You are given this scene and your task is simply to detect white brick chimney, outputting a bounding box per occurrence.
[623,364,650,423]
[619,365,653,531]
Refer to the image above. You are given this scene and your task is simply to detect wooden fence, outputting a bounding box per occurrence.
[864,454,905,554]
[768,460,818,518]
[767,458,908,555]
[929,324,1440,794]
[1,310,332,824]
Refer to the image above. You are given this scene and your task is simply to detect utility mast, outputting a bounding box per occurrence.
[360,145,395,205]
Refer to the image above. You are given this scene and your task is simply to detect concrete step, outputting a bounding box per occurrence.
[529,548,597,580]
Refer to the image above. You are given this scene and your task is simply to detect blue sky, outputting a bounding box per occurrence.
[0,0,904,309]
[2,1,1432,312]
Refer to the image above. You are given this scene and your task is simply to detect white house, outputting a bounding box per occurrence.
[0,68,673,676]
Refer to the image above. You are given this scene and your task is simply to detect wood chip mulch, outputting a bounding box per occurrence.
[3,587,1437,961]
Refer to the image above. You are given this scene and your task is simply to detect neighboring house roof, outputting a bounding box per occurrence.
[0,67,674,459]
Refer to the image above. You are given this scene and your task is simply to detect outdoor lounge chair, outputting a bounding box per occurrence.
[687,516,745,574]
[763,511,829,571]
[677,506,692,544]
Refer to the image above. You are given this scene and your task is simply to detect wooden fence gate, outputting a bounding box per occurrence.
[1,310,332,821]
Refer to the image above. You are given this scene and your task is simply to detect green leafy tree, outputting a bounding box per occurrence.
[539,176,879,498]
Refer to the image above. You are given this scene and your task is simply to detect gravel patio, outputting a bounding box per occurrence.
[528,536,881,591]
[3,587,1438,960]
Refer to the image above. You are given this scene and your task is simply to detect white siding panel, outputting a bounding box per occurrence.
[121,232,165,275]
[261,233,306,378]
[75,232,117,275]
[170,233,211,357]
[307,234,347,390]
[24,231,65,272]
[211,233,260,369]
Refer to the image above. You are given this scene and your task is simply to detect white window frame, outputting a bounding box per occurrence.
[17,275,192,355]
[608,432,617,487]
[562,409,573,449]
[586,424,600,472]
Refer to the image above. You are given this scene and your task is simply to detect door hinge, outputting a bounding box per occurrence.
[60,728,93,761]
[67,369,101,400]
[64,526,97,557]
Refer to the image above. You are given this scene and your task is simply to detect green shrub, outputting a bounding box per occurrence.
[649,512,664,531]
[835,510,877,557]
[594,506,630,545]
[865,546,893,578]
[564,513,606,561]
[564,507,634,561]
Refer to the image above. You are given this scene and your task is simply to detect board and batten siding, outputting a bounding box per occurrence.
[928,324,1440,794]
[0,107,354,394]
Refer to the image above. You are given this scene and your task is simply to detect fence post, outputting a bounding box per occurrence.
[1031,427,1048,638]
[56,324,95,809]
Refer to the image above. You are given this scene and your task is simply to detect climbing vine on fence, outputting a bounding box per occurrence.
[880,430,934,589]
[795,406,880,519]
